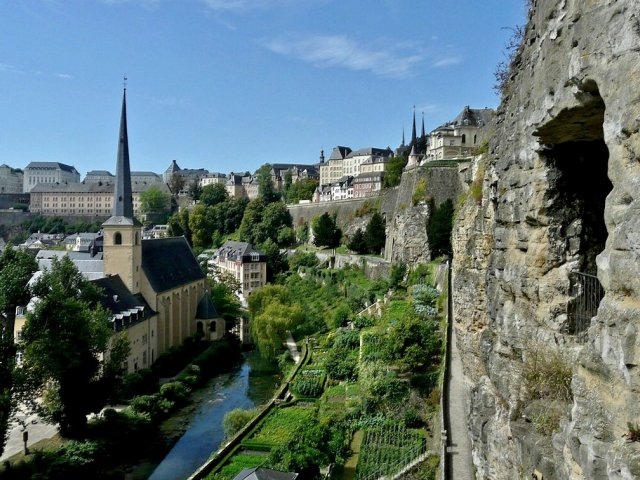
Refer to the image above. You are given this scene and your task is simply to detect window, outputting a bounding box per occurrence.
[114,232,122,245]
[461,134,466,144]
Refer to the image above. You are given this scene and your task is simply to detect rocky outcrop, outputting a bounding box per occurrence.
[452,0,640,478]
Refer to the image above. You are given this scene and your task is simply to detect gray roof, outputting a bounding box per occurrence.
[196,293,220,320]
[85,170,114,177]
[328,146,352,160]
[35,250,104,280]
[25,162,78,173]
[346,147,393,158]
[215,241,266,263]
[165,159,181,173]
[93,275,154,331]
[232,468,298,480]
[451,106,493,127]
[142,237,205,293]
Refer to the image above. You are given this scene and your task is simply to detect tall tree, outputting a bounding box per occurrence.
[365,211,386,254]
[0,247,38,457]
[139,185,171,214]
[18,256,128,438]
[427,199,454,258]
[312,212,341,248]
[255,164,280,203]
[199,183,229,207]
[383,156,408,188]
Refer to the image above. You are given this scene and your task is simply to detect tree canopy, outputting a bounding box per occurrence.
[312,212,342,248]
[139,185,171,214]
[199,183,229,206]
[383,156,408,188]
[0,247,38,457]
[18,256,129,438]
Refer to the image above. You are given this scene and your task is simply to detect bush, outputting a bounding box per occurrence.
[160,381,191,406]
[121,368,158,400]
[129,394,175,422]
[223,408,259,438]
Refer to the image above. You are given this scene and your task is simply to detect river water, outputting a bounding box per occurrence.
[149,354,278,480]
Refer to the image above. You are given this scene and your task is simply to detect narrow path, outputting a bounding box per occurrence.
[446,326,474,479]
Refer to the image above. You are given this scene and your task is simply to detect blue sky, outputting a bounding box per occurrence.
[0,0,527,178]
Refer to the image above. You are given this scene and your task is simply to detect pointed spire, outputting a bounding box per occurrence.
[401,127,405,147]
[113,88,134,218]
[411,106,417,145]
[421,112,425,138]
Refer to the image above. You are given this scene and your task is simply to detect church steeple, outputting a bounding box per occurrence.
[410,106,417,145]
[103,85,142,295]
[113,88,134,218]
[421,112,425,138]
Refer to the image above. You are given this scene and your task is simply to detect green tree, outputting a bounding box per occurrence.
[199,183,229,206]
[188,178,202,201]
[167,208,192,244]
[18,256,129,438]
[248,285,303,360]
[139,185,171,214]
[427,199,454,258]
[383,156,407,188]
[312,212,341,248]
[188,204,215,248]
[0,247,38,457]
[255,164,280,203]
[365,211,386,254]
[223,408,258,438]
[347,228,368,254]
[284,177,319,204]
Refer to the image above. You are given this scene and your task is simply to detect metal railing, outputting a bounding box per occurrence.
[567,271,604,343]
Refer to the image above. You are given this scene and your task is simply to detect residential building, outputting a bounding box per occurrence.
[426,106,494,161]
[63,232,102,252]
[200,172,228,188]
[343,147,393,178]
[319,146,351,187]
[23,161,80,193]
[353,171,385,198]
[331,176,354,201]
[211,241,267,303]
[0,164,24,193]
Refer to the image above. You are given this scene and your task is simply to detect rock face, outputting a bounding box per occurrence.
[452,1,640,478]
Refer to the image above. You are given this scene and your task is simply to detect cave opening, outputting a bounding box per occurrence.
[534,80,611,338]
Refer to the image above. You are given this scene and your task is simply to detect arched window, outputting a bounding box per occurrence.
[461,134,466,144]
[209,321,217,332]
[114,232,122,245]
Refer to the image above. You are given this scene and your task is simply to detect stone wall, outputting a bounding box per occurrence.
[452,1,640,478]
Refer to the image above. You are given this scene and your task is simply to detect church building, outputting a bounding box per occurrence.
[101,89,220,364]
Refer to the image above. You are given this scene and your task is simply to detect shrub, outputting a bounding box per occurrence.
[223,408,259,438]
[522,345,572,402]
[129,394,175,422]
[160,381,191,406]
[121,368,158,399]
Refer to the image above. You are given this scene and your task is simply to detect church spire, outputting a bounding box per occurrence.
[410,106,417,145]
[113,87,134,218]
[421,111,425,138]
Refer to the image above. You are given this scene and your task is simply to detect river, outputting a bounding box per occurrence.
[148,354,278,480]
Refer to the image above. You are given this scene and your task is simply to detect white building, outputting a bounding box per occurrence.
[426,106,494,161]
[210,241,267,304]
[23,162,80,193]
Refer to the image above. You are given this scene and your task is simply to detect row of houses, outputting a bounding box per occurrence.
[0,106,494,209]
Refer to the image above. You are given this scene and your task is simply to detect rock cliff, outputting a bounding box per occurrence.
[452,0,640,478]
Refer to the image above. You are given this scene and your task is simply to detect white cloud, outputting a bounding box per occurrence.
[431,56,462,68]
[263,34,425,79]
[0,63,24,74]
[54,73,72,79]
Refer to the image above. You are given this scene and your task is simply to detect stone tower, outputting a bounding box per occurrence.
[102,88,143,294]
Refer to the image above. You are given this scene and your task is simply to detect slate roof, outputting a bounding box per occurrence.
[196,293,220,320]
[142,237,205,293]
[25,161,78,173]
[93,274,154,331]
[328,146,352,160]
[346,147,393,158]
[215,241,267,263]
[232,467,298,480]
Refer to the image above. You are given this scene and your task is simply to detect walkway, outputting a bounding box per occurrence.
[446,327,474,479]
[1,410,57,462]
